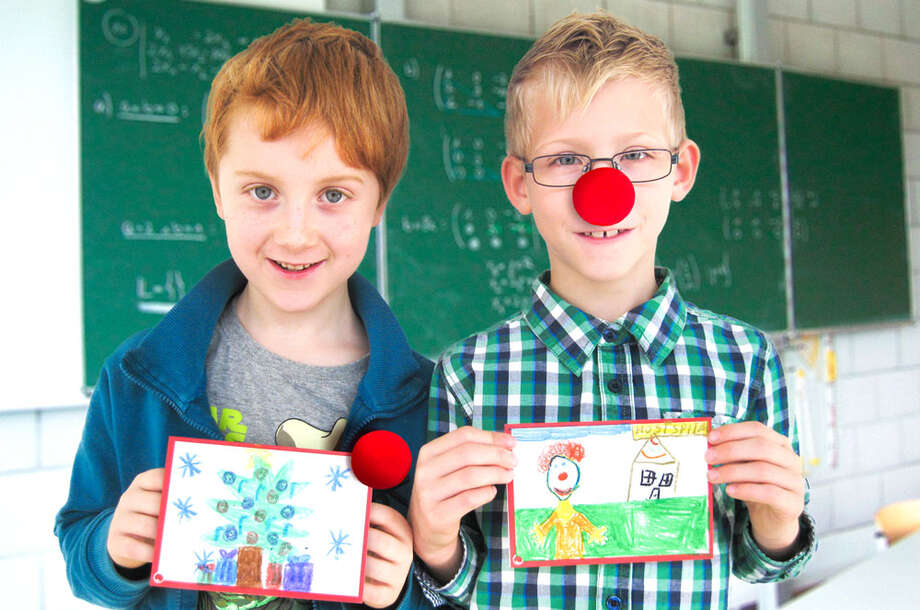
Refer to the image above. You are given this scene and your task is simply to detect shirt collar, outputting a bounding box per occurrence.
[523,268,687,375]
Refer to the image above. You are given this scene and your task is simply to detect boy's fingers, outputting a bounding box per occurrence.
[131,468,165,491]
[362,577,399,609]
[367,504,413,551]
[709,422,791,448]
[723,482,804,515]
[115,513,160,542]
[709,462,804,494]
[421,442,517,479]
[706,437,800,470]
[418,465,514,505]
[421,426,515,460]
[122,488,163,518]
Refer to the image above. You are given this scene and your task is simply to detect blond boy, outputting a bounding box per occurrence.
[409,12,815,609]
[57,19,434,610]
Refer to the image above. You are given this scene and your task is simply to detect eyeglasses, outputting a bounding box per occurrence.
[522,149,679,187]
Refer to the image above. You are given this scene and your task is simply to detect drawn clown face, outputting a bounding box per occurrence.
[546,455,581,500]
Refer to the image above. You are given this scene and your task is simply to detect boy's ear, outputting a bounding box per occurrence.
[501,155,532,215]
[209,173,225,219]
[671,139,701,203]
[373,196,389,227]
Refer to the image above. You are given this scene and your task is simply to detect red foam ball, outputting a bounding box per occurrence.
[572,167,636,226]
[351,430,411,489]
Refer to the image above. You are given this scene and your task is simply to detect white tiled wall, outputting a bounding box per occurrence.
[8,0,920,608]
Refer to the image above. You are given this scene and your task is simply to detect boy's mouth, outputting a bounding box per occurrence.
[272,259,321,272]
[579,229,629,239]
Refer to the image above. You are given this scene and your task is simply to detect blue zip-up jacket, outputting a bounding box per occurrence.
[55,259,435,610]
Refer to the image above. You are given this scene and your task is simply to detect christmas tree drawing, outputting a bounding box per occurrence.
[203,454,314,591]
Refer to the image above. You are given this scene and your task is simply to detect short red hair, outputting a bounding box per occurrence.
[202,18,408,204]
[537,441,585,472]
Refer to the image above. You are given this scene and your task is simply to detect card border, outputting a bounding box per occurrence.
[505,417,714,568]
[150,436,371,603]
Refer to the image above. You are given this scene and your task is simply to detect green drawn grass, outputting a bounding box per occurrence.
[514,496,709,561]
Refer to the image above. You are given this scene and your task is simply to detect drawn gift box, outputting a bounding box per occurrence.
[237,546,263,588]
[283,554,314,592]
[214,548,238,585]
[627,436,679,501]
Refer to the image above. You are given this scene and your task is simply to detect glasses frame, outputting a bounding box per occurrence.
[521,149,680,187]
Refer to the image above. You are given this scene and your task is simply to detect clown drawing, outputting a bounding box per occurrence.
[531,441,607,560]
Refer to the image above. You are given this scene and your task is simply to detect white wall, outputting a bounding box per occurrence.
[3,0,919,607]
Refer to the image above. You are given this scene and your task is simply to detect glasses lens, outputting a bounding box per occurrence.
[532,154,589,186]
[614,149,672,182]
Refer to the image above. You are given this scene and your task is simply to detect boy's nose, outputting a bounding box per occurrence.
[276,201,320,248]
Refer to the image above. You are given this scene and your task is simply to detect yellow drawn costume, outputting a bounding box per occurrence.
[533,499,607,560]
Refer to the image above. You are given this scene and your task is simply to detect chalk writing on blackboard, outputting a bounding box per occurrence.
[433,64,508,117]
[669,253,734,292]
[121,220,212,242]
[441,131,504,183]
[93,91,190,124]
[718,187,783,242]
[450,204,539,251]
[137,270,186,314]
[101,8,248,81]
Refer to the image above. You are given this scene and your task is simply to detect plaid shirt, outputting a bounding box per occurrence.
[419,269,816,609]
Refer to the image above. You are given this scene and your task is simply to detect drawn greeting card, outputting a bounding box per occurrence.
[151,437,371,602]
[506,418,713,567]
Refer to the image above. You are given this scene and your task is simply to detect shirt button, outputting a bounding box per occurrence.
[605,594,623,609]
[606,378,623,393]
[602,327,617,342]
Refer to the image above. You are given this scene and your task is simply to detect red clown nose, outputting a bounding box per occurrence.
[351,430,411,489]
[572,167,635,226]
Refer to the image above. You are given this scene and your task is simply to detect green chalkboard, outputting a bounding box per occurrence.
[783,72,910,328]
[381,23,545,357]
[79,0,371,386]
[658,59,787,330]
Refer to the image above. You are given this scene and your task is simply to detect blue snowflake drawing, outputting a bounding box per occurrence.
[328,529,350,558]
[325,465,351,491]
[173,496,197,521]
[194,549,213,569]
[178,452,202,478]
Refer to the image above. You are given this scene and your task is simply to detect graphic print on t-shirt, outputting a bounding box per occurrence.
[210,406,248,442]
[275,417,348,451]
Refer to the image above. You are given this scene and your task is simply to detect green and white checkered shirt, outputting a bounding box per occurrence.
[419,269,815,609]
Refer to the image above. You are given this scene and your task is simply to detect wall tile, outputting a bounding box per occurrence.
[906,132,920,178]
[898,319,920,365]
[40,407,87,468]
[406,0,450,25]
[768,0,809,20]
[768,17,787,63]
[0,411,38,472]
[0,468,71,555]
[856,420,903,472]
[848,327,899,373]
[534,0,602,35]
[881,462,920,504]
[326,0,372,13]
[832,424,863,478]
[671,4,733,59]
[804,482,833,535]
[834,375,878,425]
[884,38,920,85]
[898,413,920,461]
[811,0,858,28]
[858,0,902,35]
[450,0,531,35]
[903,87,920,131]
[838,30,883,80]
[786,21,836,73]
[831,472,881,528]
[43,551,100,609]
[875,368,920,418]
[905,0,920,39]
[0,555,41,609]
[606,0,672,45]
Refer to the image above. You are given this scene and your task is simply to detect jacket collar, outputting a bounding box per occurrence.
[122,259,427,422]
[523,267,687,375]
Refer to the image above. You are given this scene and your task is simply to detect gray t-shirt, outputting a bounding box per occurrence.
[198,299,368,610]
[205,298,367,450]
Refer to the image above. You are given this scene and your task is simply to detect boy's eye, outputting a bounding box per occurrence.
[322,189,347,204]
[620,150,649,162]
[552,154,583,167]
[250,185,276,201]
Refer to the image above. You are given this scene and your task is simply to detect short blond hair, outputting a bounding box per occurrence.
[505,11,685,158]
[202,18,408,203]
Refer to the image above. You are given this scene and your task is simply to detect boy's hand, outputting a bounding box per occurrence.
[706,422,805,558]
[363,503,413,608]
[106,468,164,571]
[408,426,516,582]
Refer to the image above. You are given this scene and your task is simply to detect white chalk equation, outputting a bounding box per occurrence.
[121,220,211,242]
[432,63,508,117]
[92,91,190,124]
[718,187,783,242]
[485,256,537,316]
[136,270,186,314]
[101,8,246,81]
[450,203,538,252]
[441,131,504,183]
[669,252,733,293]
